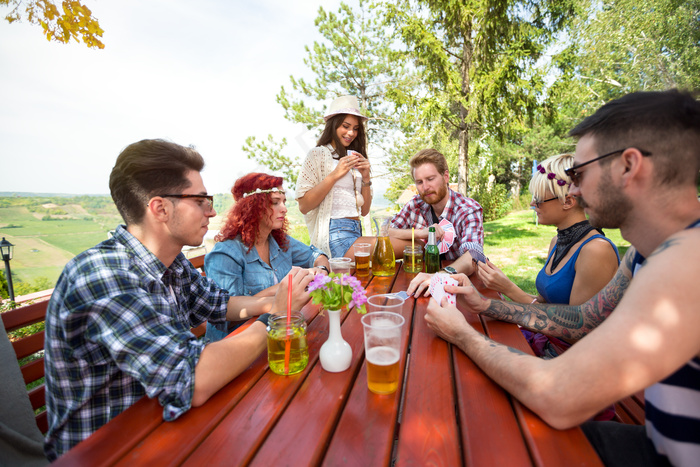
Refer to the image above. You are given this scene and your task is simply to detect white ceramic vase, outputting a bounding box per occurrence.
[319,309,352,372]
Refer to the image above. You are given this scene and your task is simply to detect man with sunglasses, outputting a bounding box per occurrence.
[43,139,313,460]
[425,90,700,466]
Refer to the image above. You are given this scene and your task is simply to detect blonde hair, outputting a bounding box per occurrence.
[529,154,573,203]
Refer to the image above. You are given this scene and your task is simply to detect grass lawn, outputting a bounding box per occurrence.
[483,210,631,295]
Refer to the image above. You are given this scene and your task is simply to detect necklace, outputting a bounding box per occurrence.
[550,220,599,271]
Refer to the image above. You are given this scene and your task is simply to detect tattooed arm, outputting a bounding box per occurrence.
[426,228,700,429]
[461,247,636,342]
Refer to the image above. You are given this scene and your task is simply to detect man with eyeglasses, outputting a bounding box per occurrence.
[43,139,313,460]
[425,90,700,467]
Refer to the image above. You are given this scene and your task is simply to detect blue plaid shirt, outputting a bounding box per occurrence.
[44,225,229,460]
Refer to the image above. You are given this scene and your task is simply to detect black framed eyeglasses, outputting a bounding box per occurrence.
[534,196,559,208]
[565,148,652,186]
[158,194,214,210]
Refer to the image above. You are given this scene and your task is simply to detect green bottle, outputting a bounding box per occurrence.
[425,226,440,273]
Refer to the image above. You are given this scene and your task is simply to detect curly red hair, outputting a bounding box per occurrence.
[216,173,289,252]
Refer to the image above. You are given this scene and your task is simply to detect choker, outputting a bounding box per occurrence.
[550,220,600,271]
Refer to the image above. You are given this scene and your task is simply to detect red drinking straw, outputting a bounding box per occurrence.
[284,273,292,375]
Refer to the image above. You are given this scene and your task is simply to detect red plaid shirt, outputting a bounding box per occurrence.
[390,189,484,260]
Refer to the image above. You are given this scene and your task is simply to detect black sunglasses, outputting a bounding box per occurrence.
[533,196,559,208]
[565,148,652,186]
[158,194,214,210]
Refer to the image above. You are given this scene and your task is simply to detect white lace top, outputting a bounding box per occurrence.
[330,161,361,219]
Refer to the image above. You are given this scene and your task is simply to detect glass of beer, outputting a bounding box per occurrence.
[329,257,352,275]
[361,310,405,394]
[354,243,371,274]
[403,245,423,274]
[267,312,308,375]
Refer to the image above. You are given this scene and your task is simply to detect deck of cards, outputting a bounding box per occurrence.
[437,218,455,254]
[429,273,458,306]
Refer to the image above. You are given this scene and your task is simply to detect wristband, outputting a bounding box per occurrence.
[361,179,372,187]
[530,298,538,304]
[257,313,271,327]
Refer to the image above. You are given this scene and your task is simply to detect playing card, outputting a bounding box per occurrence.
[429,273,457,306]
[467,248,487,263]
[394,291,409,300]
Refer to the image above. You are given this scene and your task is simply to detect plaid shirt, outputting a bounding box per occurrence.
[44,225,229,460]
[390,189,484,260]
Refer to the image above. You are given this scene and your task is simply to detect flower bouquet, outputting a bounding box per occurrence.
[308,273,368,372]
[307,273,368,314]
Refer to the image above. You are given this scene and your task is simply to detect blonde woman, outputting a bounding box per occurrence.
[476,153,620,358]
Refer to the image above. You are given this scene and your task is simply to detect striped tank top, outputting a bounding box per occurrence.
[633,219,700,466]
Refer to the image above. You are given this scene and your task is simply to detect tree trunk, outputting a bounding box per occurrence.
[457,18,474,195]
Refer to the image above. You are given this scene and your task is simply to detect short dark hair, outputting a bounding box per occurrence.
[569,89,700,186]
[317,113,368,159]
[109,139,205,225]
[409,148,448,179]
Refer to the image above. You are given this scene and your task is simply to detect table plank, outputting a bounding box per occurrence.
[395,293,461,466]
[320,265,413,466]
[481,317,603,466]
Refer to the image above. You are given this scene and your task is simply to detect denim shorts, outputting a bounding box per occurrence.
[328,218,362,258]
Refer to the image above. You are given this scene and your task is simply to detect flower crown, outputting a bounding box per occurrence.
[537,164,570,187]
[241,186,283,198]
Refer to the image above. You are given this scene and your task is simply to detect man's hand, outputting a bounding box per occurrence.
[272,268,313,314]
[444,276,491,315]
[424,296,473,345]
[407,272,434,296]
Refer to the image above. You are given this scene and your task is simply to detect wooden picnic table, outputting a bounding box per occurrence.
[54,261,602,466]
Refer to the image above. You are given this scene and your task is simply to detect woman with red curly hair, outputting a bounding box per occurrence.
[204,173,330,342]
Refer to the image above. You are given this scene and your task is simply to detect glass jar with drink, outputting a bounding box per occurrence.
[403,245,423,273]
[267,311,309,375]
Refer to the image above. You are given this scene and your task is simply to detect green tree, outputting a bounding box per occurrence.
[242,0,415,190]
[550,0,700,117]
[383,0,576,195]
[2,0,104,48]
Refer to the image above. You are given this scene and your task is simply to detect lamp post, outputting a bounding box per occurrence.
[1,237,15,302]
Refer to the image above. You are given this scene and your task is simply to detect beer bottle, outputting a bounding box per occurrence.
[425,226,440,273]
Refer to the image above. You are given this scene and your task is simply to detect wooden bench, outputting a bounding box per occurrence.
[0,254,209,434]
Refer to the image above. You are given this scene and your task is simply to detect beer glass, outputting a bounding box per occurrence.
[361,311,405,394]
[329,257,352,275]
[354,243,371,274]
[267,312,308,375]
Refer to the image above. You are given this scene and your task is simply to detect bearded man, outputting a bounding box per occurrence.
[389,148,484,275]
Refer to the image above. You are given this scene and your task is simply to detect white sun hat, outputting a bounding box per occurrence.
[324,95,367,121]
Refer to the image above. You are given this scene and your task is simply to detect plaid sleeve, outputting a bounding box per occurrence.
[452,196,484,255]
[390,197,430,230]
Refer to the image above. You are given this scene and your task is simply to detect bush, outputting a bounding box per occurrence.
[471,182,512,222]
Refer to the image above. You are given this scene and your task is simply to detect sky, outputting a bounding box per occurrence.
[0,0,373,196]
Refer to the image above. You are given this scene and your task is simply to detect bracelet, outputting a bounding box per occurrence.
[316,265,329,273]
[361,179,372,187]
[256,313,271,327]
[530,298,538,304]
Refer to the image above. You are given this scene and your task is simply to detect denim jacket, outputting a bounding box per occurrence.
[204,234,325,341]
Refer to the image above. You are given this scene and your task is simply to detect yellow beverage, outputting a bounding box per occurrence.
[355,252,370,273]
[366,346,401,394]
[267,324,308,375]
[372,236,395,276]
[403,251,423,274]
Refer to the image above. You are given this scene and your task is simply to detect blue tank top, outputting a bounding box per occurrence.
[640,219,700,466]
[535,234,619,304]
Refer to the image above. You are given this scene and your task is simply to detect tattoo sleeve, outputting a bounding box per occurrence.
[482,250,633,341]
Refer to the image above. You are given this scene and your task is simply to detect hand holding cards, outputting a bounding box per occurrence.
[429,273,458,306]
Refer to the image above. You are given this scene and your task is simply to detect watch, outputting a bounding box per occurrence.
[442,266,457,275]
[316,265,329,273]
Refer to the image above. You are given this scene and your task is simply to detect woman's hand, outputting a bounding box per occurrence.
[354,153,371,181]
[475,260,514,295]
[330,153,362,180]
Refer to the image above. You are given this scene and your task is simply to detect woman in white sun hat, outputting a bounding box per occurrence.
[296,95,373,257]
